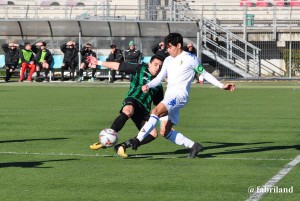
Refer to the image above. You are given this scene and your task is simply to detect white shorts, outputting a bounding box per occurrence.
[161,94,188,125]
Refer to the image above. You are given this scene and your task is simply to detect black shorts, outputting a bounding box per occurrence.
[121,97,150,130]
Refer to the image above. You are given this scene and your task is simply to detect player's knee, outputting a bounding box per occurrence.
[122,108,133,118]
[151,108,160,116]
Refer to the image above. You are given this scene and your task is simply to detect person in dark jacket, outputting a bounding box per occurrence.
[78,43,97,82]
[183,42,197,55]
[124,41,141,64]
[106,44,124,83]
[60,41,79,81]
[32,41,53,82]
[1,42,19,82]
[19,42,36,82]
[151,41,169,60]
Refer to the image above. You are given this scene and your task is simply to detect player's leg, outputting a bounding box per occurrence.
[35,63,41,82]
[78,62,85,81]
[161,111,203,158]
[5,65,14,82]
[134,102,168,146]
[109,69,116,83]
[114,109,159,158]
[61,63,66,81]
[70,62,77,81]
[90,63,97,81]
[19,63,28,82]
[111,105,133,132]
[27,63,36,81]
[42,62,50,81]
[90,98,134,150]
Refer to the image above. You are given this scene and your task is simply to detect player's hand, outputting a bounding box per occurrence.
[223,83,235,91]
[142,85,149,92]
[86,56,98,65]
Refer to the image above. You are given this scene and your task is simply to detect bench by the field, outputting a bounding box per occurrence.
[1,55,153,81]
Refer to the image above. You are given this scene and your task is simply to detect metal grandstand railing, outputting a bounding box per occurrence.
[165,2,262,77]
[200,17,261,78]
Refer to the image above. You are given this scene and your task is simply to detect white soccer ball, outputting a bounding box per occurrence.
[99,128,118,147]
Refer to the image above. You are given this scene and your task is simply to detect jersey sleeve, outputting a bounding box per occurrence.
[118,62,141,74]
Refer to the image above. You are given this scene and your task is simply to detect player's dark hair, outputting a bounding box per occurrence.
[164,33,183,49]
[86,43,92,47]
[24,42,31,46]
[150,55,164,63]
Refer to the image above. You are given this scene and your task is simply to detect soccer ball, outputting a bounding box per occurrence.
[99,128,118,147]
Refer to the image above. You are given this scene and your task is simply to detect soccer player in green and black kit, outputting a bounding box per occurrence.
[88,55,165,158]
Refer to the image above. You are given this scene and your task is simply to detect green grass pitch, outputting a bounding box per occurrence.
[0,81,299,201]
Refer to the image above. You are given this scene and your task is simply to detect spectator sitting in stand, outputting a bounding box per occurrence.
[1,42,19,82]
[60,41,79,81]
[19,42,36,82]
[106,44,124,83]
[124,41,141,64]
[78,43,97,82]
[151,41,169,60]
[32,41,53,82]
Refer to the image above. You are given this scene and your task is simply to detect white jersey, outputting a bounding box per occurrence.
[148,51,198,99]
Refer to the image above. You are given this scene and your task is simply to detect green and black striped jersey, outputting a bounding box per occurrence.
[120,63,163,113]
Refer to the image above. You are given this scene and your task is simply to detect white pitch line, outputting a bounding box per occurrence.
[247,155,300,201]
[0,151,293,161]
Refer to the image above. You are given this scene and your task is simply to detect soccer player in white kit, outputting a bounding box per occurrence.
[130,33,235,158]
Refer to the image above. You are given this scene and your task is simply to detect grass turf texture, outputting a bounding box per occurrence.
[0,81,299,201]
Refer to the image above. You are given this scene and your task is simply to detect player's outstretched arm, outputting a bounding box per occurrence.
[195,64,235,91]
[86,56,120,71]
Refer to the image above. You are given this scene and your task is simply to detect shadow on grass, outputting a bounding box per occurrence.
[0,159,78,168]
[126,142,300,159]
[0,137,69,143]
[200,143,300,158]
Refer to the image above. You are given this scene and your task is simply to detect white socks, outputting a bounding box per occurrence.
[136,114,195,149]
[165,130,194,148]
[136,114,159,142]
